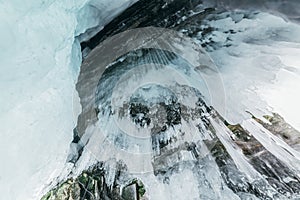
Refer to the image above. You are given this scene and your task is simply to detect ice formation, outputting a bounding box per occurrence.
[71,1,300,199]
[201,11,300,129]
[1,0,300,199]
[0,0,137,199]
[69,20,300,199]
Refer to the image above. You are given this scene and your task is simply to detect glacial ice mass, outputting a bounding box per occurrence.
[0,0,137,199]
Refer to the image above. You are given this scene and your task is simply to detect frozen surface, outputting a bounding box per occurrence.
[200,12,300,130]
[0,0,136,199]
[203,0,300,24]
[73,23,300,198]
[242,119,300,170]
[1,0,300,199]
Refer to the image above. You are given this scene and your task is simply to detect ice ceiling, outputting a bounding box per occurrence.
[0,0,300,199]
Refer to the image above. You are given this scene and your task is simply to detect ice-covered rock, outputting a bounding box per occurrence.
[2,0,300,199]
[66,1,300,199]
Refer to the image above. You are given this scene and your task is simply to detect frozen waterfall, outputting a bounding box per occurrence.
[1,0,300,200]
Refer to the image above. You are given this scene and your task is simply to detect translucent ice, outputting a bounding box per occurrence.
[0,0,136,199]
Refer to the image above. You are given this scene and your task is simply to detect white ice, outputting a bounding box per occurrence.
[204,12,300,130]
[0,0,136,199]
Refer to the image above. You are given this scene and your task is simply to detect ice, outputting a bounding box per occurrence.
[242,119,300,171]
[203,0,300,24]
[201,12,300,129]
[0,0,136,199]
[138,162,240,200]
[75,0,138,42]
[257,44,300,130]
[210,118,261,181]
[2,0,300,199]
[70,9,300,199]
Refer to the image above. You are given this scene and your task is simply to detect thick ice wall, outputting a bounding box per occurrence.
[0,0,137,199]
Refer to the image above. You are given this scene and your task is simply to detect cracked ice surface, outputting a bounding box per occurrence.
[0,0,137,199]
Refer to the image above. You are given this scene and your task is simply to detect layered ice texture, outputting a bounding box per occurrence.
[1,0,300,200]
[0,0,137,199]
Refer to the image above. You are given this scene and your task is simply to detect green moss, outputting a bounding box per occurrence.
[138,187,146,197]
[41,191,52,200]
[40,179,81,200]
[136,180,146,197]
[227,124,250,142]
[78,173,88,184]
[124,178,146,198]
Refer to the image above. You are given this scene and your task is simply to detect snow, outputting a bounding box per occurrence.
[0,0,137,199]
